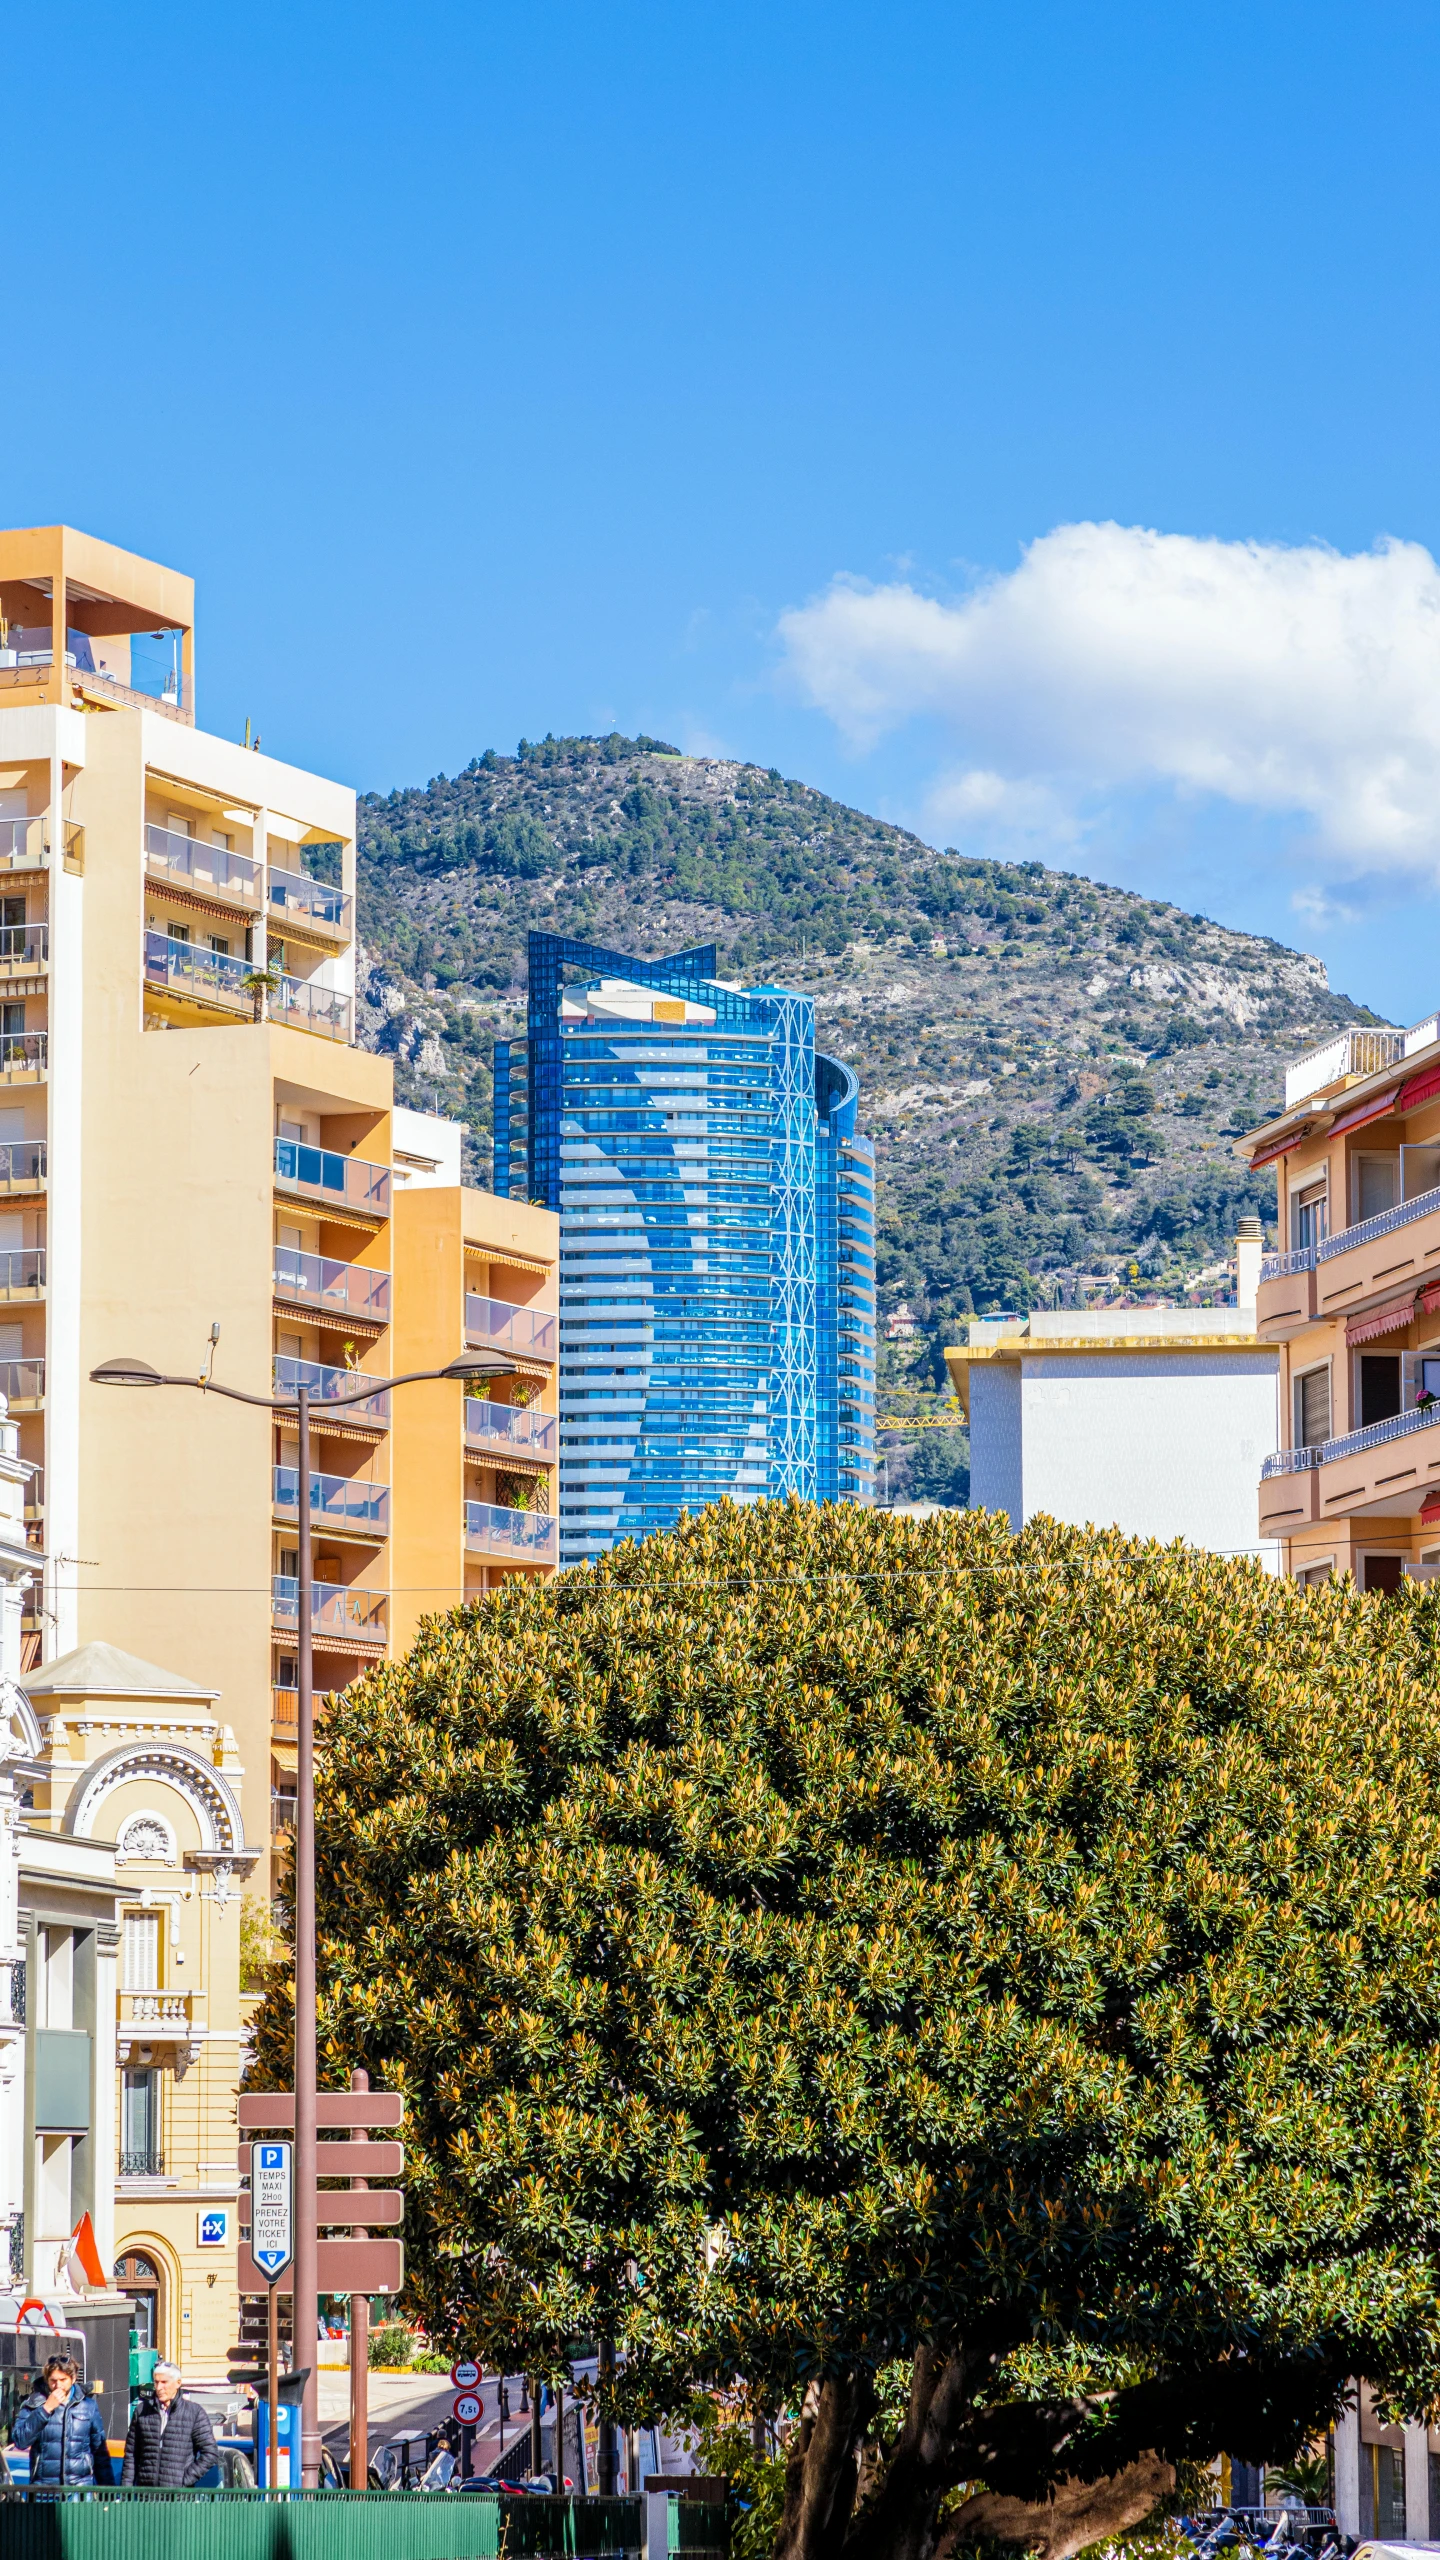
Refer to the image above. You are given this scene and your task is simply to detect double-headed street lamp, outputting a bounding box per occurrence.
[90,1346,517,2486]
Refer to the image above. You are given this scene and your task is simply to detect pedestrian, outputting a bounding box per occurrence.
[120,2363,218,2488]
[13,2354,115,2486]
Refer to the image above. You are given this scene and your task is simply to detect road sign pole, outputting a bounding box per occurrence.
[294,1382,321,2488]
[267,2285,279,2489]
[349,2067,370,2491]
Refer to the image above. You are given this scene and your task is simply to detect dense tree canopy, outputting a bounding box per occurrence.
[252,1502,1440,2560]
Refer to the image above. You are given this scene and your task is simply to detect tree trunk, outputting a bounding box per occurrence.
[937,2454,1175,2560]
[774,2374,877,2560]
[841,2347,998,2560]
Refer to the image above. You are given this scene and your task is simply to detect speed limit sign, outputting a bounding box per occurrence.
[453,2391,483,2427]
[451,2359,481,2390]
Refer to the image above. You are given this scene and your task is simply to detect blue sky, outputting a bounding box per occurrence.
[11,2,1440,1022]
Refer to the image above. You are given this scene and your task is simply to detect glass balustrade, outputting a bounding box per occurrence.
[272,1354,390,1424]
[0,926,46,967]
[271,1575,387,1638]
[270,974,351,1041]
[274,1136,390,1215]
[143,930,252,1008]
[463,1398,556,1453]
[0,1142,44,1188]
[269,866,352,933]
[0,1251,43,1293]
[463,1293,556,1357]
[273,1247,390,1321]
[144,823,260,905]
[463,1500,558,1561]
[0,820,45,869]
[0,1035,46,1074]
[0,1360,44,1403]
[272,1466,390,1532]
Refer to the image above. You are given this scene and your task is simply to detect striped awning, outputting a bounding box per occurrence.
[1346,1295,1417,1347]
[1400,1061,1440,1115]
[1249,1122,1313,1171]
[1329,1085,1402,1138]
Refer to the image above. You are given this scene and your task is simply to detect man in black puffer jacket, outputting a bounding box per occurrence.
[121,2364,217,2487]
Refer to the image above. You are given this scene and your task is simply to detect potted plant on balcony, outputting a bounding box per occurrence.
[242,958,280,1022]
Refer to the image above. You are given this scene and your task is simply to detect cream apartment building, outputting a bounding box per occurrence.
[1238,1019,1440,1585]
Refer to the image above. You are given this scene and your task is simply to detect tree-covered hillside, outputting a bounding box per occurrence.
[355,732,1383,1442]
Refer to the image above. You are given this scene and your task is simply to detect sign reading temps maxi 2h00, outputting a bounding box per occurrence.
[251,2141,294,2280]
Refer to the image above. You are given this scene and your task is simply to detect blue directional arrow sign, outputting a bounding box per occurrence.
[251,2140,293,2280]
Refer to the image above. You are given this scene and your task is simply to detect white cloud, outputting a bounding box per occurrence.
[776,524,1440,875]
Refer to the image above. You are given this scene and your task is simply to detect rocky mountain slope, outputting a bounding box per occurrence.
[355,731,1383,1482]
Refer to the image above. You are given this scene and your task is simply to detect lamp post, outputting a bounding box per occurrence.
[90,1346,516,2485]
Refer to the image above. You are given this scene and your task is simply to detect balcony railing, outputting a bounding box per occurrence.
[269,867,352,935]
[119,2150,165,2179]
[1316,1182,1440,1263]
[0,1141,41,1187]
[273,1465,390,1533]
[1262,1396,1440,1481]
[143,929,253,1011]
[0,1251,43,1295]
[144,822,261,907]
[0,820,45,870]
[271,973,351,1042]
[1259,1244,1318,1281]
[0,926,46,969]
[273,1247,390,1323]
[464,1293,556,1358]
[464,1500,559,1563]
[272,1355,390,1426]
[274,1136,390,1216]
[1284,1027,1406,1110]
[119,1990,199,2030]
[0,1361,44,1405]
[272,1575,388,1641]
[273,1685,339,1727]
[0,1034,46,1076]
[464,1398,557,1455]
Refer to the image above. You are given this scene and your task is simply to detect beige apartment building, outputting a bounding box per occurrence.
[0,523,558,2351]
[1238,1018,1440,1585]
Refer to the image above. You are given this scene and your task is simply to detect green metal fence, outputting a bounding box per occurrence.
[0,2487,501,2560]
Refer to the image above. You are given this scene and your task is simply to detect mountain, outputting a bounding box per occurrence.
[354,731,1384,1501]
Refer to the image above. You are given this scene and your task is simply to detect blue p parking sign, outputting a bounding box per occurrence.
[251,2141,294,2279]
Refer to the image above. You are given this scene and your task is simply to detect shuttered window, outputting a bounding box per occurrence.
[1297,1367,1330,1448]
[121,1913,159,1991]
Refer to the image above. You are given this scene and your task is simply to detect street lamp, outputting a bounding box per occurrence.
[91,1345,516,2484]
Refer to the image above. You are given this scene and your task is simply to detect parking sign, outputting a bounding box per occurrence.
[251,2141,293,2279]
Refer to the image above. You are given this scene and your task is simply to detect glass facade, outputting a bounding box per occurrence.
[494,933,875,1563]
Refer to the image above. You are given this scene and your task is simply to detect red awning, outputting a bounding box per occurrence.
[1420,1281,1440,1318]
[1249,1122,1311,1171]
[1346,1295,1417,1347]
[1399,1061,1440,1115]
[1329,1084,1402,1138]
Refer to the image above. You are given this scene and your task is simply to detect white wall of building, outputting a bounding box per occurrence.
[975,1350,1280,1564]
[391,1105,465,1190]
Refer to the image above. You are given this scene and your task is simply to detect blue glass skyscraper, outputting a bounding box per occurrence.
[494,932,875,1563]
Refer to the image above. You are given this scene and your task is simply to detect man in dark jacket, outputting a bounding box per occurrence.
[13,2355,114,2485]
[121,2364,218,2487]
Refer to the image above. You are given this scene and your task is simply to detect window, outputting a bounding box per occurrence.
[1291,1178,1327,1251]
[113,2252,162,2350]
[1372,2443,1406,2539]
[121,1912,160,1988]
[120,2069,161,2176]
[1358,1352,1403,1426]
[1296,1366,1330,1448]
[209,936,230,957]
[167,921,191,946]
[1296,1560,1333,1590]
[1355,1154,1400,1221]
[1419,1357,1440,1404]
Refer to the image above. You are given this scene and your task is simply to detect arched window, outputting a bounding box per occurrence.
[114,2251,164,2353]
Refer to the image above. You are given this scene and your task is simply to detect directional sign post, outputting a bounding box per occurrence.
[250,2141,292,2493]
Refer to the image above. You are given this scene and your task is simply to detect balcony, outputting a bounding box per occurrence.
[464,1293,557,1359]
[464,1398,557,1457]
[0,926,47,982]
[272,1575,388,1647]
[118,2151,165,2180]
[270,973,351,1042]
[273,1465,390,1535]
[0,1144,42,1197]
[0,1360,43,1410]
[144,930,255,1020]
[274,1137,390,1218]
[273,1685,339,1730]
[269,864,352,946]
[144,822,261,913]
[1259,1395,1440,1536]
[1258,1183,1440,1340]
[1284,1027,1406,1110]
[119,1989,200,2033]
[464,1500,559,1564]
[0,1251,43,1303]
[273,1355,390,1428]
[0,1034,46,1084]
[0,820,46,874]
[274,1247,390,1324]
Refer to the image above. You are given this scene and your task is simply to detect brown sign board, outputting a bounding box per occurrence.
[237,2092,403,2131]
[239,2141,404,2179]
[237,2239,404,2295]
[241,2190,403,2228]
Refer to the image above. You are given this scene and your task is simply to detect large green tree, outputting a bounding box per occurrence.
[251,1502,1440,2560]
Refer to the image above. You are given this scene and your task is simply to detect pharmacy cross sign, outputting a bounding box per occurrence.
[251,2142,294,2280]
